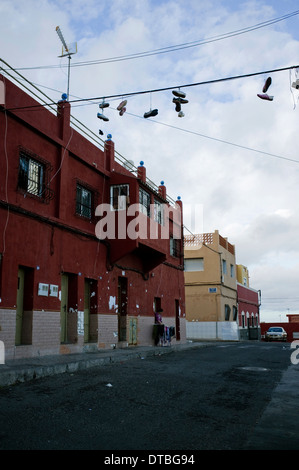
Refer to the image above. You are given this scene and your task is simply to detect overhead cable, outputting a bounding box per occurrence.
[7,9,299,71]
[4,64,299,112]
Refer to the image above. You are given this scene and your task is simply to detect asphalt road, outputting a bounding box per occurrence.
[0,341,296,451]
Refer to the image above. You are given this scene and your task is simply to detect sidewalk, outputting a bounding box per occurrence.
[0,341,210,387]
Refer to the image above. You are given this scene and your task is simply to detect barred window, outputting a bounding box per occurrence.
[154,199,164,225]
[18,153,44,197]
[110,184,129,210]
[170,236,180,258]
[139,187,151,217]
[76,184,92,219]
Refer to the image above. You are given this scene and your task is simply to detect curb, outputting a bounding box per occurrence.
[0,342,209,387]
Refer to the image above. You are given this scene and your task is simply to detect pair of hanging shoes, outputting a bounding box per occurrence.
[257,77,273,101]
[117,100,127,116]
[172,89,188,116]
[98,99,110,121]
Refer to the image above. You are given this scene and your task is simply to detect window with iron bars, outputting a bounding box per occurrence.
[18,152,44,198]
[76,184,92,219]
[154,199,164,225]
[139,187,151,217]
[170,236,180,258]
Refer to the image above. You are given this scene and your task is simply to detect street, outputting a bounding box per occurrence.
[0,341,295,450]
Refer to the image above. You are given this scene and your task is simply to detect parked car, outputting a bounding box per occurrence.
[265,326,288,342]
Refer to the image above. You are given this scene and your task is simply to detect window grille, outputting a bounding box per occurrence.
[18,150,53,202]
[76,184,92,219]
[110,184,129,210]
[139,187,151,217]
[154,199,164,225]
[170,237,180,258]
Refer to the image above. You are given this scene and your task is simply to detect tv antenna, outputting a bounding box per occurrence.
[55,26,77,100]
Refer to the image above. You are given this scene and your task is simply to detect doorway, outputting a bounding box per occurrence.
[118,277,128,342]
[60,273,68,343]
[15,266,33,346]
[175,299,181,341]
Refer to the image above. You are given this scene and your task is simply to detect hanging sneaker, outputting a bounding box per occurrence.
[119,107,126,116]
[99,129,104,135]
[172,90,186,98]
[262,77,272,93]
[175,101,181,112]
[257,93,274,101]
[97,112,109,121]
[99,101,110,109]
[117,100,127,111]
[173,97,189,105]
[144,109,158,118]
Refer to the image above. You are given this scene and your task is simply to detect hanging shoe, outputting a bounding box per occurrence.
[97,112,109,121]
[173,97,189,105]
[117,100,127,111]
[119,107,126,116]
[99,129,104,135]
[262,77,272,93]
[99,100,110,109]
[144,109,158,118]
[172,90,186,98]
[175,101,181,112]
[257,93,274,101]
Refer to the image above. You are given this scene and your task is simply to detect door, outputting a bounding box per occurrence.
[118,277,128,342]
[175,299,181,341]
[60,274,68,343]
[15,268,25,346]
[129,318,137,345]
[84,279,90,343]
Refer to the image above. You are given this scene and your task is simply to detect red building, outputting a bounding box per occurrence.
[237,283,261,340]
[0,72,186,359]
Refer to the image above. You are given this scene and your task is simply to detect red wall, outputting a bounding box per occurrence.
[237,284,260,327]
[0,75,185,325]
[260,323,299,342]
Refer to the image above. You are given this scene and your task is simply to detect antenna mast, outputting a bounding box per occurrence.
[56,26,77,100]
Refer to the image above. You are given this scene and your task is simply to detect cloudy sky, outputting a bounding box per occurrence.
[1,0,299,322]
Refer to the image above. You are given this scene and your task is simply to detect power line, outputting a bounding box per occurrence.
[133,115,299,165]
[4,64,299,112]
[8,9,299,71]
[3,61,299,165]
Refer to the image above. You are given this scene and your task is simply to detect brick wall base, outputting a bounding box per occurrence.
[0,309,186,360]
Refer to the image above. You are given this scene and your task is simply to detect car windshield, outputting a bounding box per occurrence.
[268,327,282,332]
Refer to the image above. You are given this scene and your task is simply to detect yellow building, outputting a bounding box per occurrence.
[184,230,238,340]
[236,264,250,286]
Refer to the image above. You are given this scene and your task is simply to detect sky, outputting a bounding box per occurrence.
[1,0,299,322]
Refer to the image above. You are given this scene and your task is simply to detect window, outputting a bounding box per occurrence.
[139,187,151,217]
[18,152,44,197]
[230,264,235,278]
[225,304,231,321]
[222,259,227,275]
[170,237,180,258]
[110,184,129,210]
[184,258,204,272]
[76,184,92,219]
[154,199,164,225]
[233,306,237,321]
